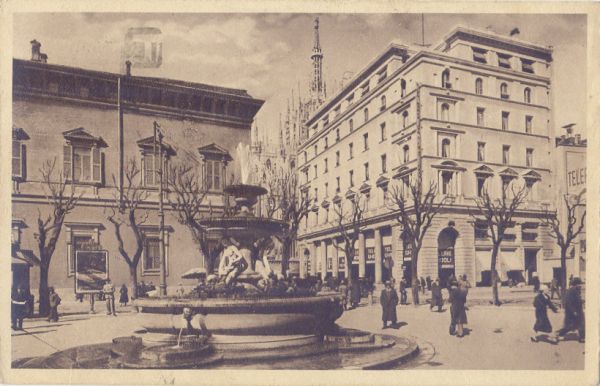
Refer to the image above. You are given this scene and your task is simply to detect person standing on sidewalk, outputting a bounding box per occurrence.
[430,278,443,312]
[420,277,426,295]
[449,280,467,337]
[399,277,408,305]
[531,285,558,343]
[531,273,540,293]
[556,277,585,343]
[380,281,399,329]
[550,277,560,300]
[119,284,129,306]
[103,279,117,316]
[48,287,61,322]
[11,287,28,330]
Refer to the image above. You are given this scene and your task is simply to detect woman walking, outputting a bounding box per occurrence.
[380,281,399,329]
[531,285,558,343]
[448,280,467,337]
[119,284,129,307]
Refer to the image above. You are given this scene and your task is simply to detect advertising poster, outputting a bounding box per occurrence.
[75,250,109,293]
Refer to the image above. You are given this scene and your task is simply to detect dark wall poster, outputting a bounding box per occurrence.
[75,250,109,293]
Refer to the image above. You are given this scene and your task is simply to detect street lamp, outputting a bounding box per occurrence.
[153,121,167,297]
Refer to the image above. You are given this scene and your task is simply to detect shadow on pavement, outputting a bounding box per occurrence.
[24,323,72,329]
[13,329,57,337]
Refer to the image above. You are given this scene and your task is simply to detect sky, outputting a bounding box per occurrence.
[13,13,587,147]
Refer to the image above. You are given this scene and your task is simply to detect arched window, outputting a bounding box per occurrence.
[524,88,531,104]
[401,79,407,97]
[475,78,483,95]
[402,111,409,129]
[441,138,451,158]
[441,103,450,121]
[442,69,450,88]
[364,108,369,123]
[441,171,453,195]
[403,145,410,163]
[500,83,508,99]
[380,95,386,111]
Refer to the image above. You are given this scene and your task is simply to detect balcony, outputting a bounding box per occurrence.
[500,93,510,100]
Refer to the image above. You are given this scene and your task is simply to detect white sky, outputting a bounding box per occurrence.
[13,13,586,147]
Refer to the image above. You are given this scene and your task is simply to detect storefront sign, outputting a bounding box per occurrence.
[75,250,108,293]
[366,247,375,261]
[438,248,455,269]
[566,151,586,195]
[338,256,346,269]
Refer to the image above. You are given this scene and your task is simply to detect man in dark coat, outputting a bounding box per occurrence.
[349,279,361,309]
[399,277,408,305]
[426,276,432,291]
[531,274,540,293]
[420,277,426,294]
[48,287,61,322]
[380,281,399,328]
[556,277,585,343]
[11,287,28,330]
[531,285,558,343]
[430,278,443,312]
[448,280,467,337]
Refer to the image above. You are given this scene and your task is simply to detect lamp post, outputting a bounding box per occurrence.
[153,121,167,297]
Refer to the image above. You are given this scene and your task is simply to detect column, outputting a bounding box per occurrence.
[391,225,403,281]
[299,244,307,278]
[320,241,328,280]
[374,228,383,284]
[309,243,317,276]
[332,238,339,278]
[358,232,366,278]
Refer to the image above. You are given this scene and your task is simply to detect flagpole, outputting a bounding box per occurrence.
[117,76,124,206]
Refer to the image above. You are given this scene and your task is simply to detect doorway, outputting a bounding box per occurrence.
[524,249,538,284]
[438,223,459,287]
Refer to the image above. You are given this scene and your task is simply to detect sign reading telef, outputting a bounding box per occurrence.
[75,250,109,293]
[566,151,586,195]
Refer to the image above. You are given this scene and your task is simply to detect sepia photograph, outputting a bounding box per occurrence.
[2,3,598,385]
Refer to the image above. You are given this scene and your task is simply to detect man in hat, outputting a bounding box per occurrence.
[103,279,117,316]
[430,278,443,312]
[380,281,399,329]
[556,277,584,343]
[48,287,61,322]
[399,277,408,305]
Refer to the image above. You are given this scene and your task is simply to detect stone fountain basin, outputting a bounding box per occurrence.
[133,295,344,336]
[200,216,288,241]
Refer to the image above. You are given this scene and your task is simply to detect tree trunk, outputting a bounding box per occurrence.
[560,246,568,307]
[38,264,50,317]
[490,244,501,306]
[411,245,419,305]
[129,264,138,299]
[281,240,292,277]
[346,253,353,288]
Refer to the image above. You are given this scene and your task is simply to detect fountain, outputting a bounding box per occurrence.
[14,144,419,369]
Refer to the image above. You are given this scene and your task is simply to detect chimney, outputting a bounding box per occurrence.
[30,39,41,61]
[125,60,132,76]
[575,134,581,144]
[40,53,48,63]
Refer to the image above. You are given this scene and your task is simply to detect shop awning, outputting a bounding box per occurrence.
[475,250,492,272]
[500,249,522,271]
[11,249,40,266]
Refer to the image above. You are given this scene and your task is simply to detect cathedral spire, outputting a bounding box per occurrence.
[310,17,325,108]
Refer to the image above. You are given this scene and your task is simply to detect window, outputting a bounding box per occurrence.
[475,78,483,95]
[521,59,534,74]
[314,187,318,202]
[347,93,354,105]
[472,47,487,63]
[143,153,162,187]
[502,145,510,164]
[349,119,354,132]
[349,170,354,187]
[403,145,410,163]
[361,82,370,96]
[12,140,26,180]
[336,176,341,193]
[303,151,307,163]
[324,182,329,197]
[502,111,510,131]
[498,53,511,69]
[380,95,386,111]
[336,151,340,166]
[143,237,161,272]
[525,116,533,134]
[477,107,485,126]
[364,108,369,123]
[441,103,450,121]
[477,142,485,162]
[526,148,534,167]
[381,154,387,173]
[364,163,370,181]
[324,137,329,149]
[334,105,341,117]
[402,111,409,129]
[401,79,407,97]
[476,176,487,197]
[336,128,340,142]
[441,139,450,158]
[500,83,509,99]
[524,88,531,104]
[314,144,318,157]
[204,160,223,190]
[378,67,388,83]
[441,171,453,195]
[441,69,451,88]
[363,133,369,151]
[64,145,103,184]
[323,115,329,127]
[349,143,354,159]
[324,158,328,173]
[380,122,387,141]
[314,165,318,179]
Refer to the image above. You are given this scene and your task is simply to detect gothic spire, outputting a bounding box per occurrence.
[310,16,325,108]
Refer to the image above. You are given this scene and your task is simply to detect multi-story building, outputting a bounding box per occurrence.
[11,41,263,297]
[296,26,559,287]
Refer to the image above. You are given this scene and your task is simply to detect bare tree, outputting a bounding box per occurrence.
[332,193,367,288]
[541,190,586,297]
[35,159,80,316]
[167,162,218,272]
[263,164,311,276]
[470,182,529,306]
[385,179,447,305]
[106,159,149,297]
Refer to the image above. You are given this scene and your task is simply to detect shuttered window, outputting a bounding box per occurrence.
[12,141,26,179]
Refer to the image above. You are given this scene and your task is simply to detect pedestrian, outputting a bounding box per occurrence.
[119,284,129,306]
[530,285,558,343]
[48,287,61,322]
[426,276,432,291]
[446,273,456,290]
[103,279,117,316]
[556,277,585,343]
[380,281,399,329]
[458,274,471,296]
[430,278,443,312]
[550,277,560,300]
[350,279,361,309]
[399,277,408,305]
[568,274,574,287]
[448,280,467,337]
[338,279,348,310]
[531,273,540,293]
[11,287,28,330]
[420,277,426,294]
[176,283,186,298]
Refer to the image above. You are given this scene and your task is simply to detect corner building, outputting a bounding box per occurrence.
[296,27,558,287]
[11,48,263,297]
